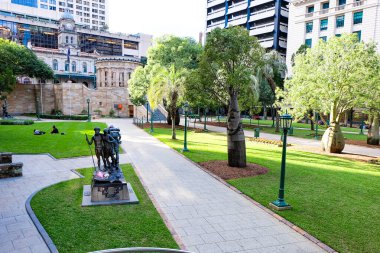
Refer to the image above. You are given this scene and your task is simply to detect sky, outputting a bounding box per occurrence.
[108,0,207,41]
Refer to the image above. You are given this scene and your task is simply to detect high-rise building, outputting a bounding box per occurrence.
[206,0,290,55]
[286,0,379,73]
[0,0,109,30]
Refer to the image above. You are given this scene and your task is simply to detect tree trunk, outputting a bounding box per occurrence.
[171,114,176,139]
[344,111,349,127]
[349,109,354,128]
[227,93,246,168]
[275,108,280,133]
[310,119,314,131]
[367,111,379,145]
[321,108,345,153]
[263,105,267,120]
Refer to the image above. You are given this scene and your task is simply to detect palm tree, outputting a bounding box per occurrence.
[148,64,188,140]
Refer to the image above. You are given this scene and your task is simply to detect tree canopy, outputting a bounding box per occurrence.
[197,27,264,167]
[283,34,377,152]
[0,38,54,95]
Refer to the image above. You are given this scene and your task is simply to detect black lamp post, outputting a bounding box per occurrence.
[146,101,149,123]
[86,98,91,122]
[183,102,189,152]
[270,112,293,211]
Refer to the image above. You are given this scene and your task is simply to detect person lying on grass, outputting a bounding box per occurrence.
[33,129,46,135]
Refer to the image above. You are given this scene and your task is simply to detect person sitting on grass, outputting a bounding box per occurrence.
[33,129,46,135]
[51,125,59,134]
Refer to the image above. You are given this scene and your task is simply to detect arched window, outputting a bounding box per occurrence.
[23,78,31,84]
[65,60,69,71]
[52,59,58,71]
[65,36,69,44]
[83,62,87,73]
[104,71,108,86]
[71,36,74,44]
[71,61,76,72]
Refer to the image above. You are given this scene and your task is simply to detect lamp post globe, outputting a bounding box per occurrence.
[183,102,189,152]
[86,98,91,122]
[270,111,293,211]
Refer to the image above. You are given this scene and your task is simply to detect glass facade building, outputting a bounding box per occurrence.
[11,0,38,8]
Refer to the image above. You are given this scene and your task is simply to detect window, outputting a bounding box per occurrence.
[307,5,314,13]
[65,36,69,43]
[11,0,38,8]
[305,39,312,47]
[354,30,361,41]
[306,22,313,33]
[320,19,328,30]
[320,36,327,42]
[40,4,48,9]
[336,15,345,27]
[65,60,69,71]
[338,0,346,5]
[353,11,363,24]
[52,59,58,70]
[70,36,73,44]
[72,61,76,72]
[336,34,341,37]
[83,62,87,73]
[322,2,329,9]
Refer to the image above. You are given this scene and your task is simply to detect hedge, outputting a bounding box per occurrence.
[0,119,34,125]
[39,114,88,120]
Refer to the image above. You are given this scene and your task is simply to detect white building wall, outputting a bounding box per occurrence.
[286,0,380,75]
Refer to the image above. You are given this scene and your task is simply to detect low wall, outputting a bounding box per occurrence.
[4,83,134,118]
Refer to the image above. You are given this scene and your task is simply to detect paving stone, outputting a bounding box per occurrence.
[200,232,224,243]
[12,235,42,249]
[237,238,262,250]
[196,243,221,253]
[217,241,243,252]
[0,241,14,252]
[30,243,50,253]
[180,235,204,246]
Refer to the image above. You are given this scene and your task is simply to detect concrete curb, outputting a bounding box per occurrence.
[145,127,337,253]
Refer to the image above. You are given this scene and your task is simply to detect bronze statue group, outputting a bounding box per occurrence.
[86,125,121,173]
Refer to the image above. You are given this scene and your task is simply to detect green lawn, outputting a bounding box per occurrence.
[31,164,178,253]
[147,128,380,253]
[0,122,108,158]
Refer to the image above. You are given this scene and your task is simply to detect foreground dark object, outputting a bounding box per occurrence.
[0,152,23,178]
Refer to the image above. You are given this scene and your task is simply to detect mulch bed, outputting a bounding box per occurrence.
[198,160,269,180]
[345,139,380,149]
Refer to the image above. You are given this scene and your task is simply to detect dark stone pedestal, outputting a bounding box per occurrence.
[0,153,23,179]
[82,168,139,207]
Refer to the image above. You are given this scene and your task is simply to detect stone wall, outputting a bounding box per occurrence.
[5,83,134,118]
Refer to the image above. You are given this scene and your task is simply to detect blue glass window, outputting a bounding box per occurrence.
[306,22,313,33]
[336,15,345,27]
[52,59,58,71]
[353,11,363,24]
[305,39,312,48]
[83,62,87,73]
[71,61,76,72]
[354,31,361,41]
[11,0,38,8]
[65,61,69,71]
[320,19,328,30]
[338,0,346,5]
[320,36,327,42]
[307,6,314,13]
[40,4,48,9]
[322,2,329,9]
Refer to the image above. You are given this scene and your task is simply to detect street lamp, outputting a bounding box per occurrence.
[146,101,149,123]
[183,102,189,152]
[86,98,91,122]
[270,112,293,211]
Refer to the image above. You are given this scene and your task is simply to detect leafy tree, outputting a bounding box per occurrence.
[0,38,54,96]
[197,27,264,168]
[284,34,376,153]
[145,35,202,139]
[362,50,380,145]
[129,66,150,106]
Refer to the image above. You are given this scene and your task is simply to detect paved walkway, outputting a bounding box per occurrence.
[107,119,326,253]
[184,121,380,158]
[0,154,130,253]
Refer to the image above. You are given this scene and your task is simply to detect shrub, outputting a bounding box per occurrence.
[40,114,88,120]
[0,119,34,125]
[109,109,115,117]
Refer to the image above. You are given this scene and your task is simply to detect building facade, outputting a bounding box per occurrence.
[206,0,290,55]
[0,6,152,118]
[0,0,109,30]
[286,0,379,73]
